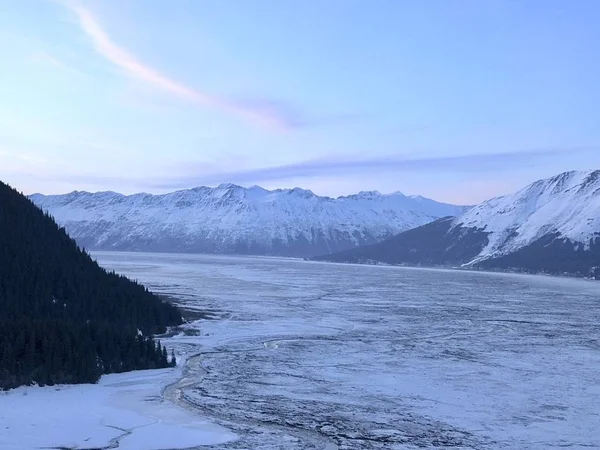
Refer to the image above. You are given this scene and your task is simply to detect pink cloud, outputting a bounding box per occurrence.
[65,3,299,130]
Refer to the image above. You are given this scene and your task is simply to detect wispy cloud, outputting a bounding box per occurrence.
[63,2,303,130]
[153,147,599,189]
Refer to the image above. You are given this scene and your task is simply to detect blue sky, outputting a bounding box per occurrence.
[1,0,599,204]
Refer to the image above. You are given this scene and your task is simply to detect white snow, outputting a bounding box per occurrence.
[455,170,600,260]
[0,366,236,450]
[29,184,466,252]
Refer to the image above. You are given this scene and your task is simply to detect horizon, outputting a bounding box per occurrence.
[25,167,597,207]
[27,181,453,203]
[2,1,600,203]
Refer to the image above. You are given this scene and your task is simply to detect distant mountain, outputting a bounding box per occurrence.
[314,170,600,276]
[30,184,468,258]
[0,181,182,389]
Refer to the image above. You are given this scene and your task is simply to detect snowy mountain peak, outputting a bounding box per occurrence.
[286,187,316,198]
[343,190,385,200]
[455,169,600,260]
[30,184,466,258]
[216,182,243,190]
[358,190,382,197]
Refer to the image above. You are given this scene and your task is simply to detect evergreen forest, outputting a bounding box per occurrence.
[0,181,183,389]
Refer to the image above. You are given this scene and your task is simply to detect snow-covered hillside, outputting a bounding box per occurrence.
[455,170,600,262]
[316,170,600,275]
[30,184,466,257]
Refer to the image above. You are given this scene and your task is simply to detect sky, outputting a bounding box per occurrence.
[1,0,599,204]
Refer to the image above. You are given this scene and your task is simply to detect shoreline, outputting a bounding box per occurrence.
[308,257,600,281]
[91,249,598,282]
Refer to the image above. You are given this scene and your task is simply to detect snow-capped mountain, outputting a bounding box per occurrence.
[29,184,467,257]
[456,170,600,262]
[315,170,600,275]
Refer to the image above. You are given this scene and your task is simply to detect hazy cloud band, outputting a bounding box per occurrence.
[153,147,595,189]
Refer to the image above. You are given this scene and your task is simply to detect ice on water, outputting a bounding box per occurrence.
[3,252,600,449]
[102,253,600,449]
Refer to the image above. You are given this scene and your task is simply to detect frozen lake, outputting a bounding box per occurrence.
[94,251,600,449]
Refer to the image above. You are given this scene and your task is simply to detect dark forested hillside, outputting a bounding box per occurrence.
[312,218,489,266]
[0,181,182,389]
[312,216,600,276]
[476,234,600,275]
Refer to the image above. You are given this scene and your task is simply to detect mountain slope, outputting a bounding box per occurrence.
[314,170,600,275]
[456,170,600,262]
[312,217,489,265]
[0,181,182,389]
[30,184,467,257]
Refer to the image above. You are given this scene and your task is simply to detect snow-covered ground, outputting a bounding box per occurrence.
[1,364,235,450]
[3,252,600,449]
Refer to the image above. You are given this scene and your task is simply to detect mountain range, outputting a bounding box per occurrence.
[314,170,600,275]
[30,184,467,258]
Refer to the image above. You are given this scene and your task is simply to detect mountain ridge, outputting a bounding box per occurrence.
[30,184,469,258]
[36,183,436,202]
